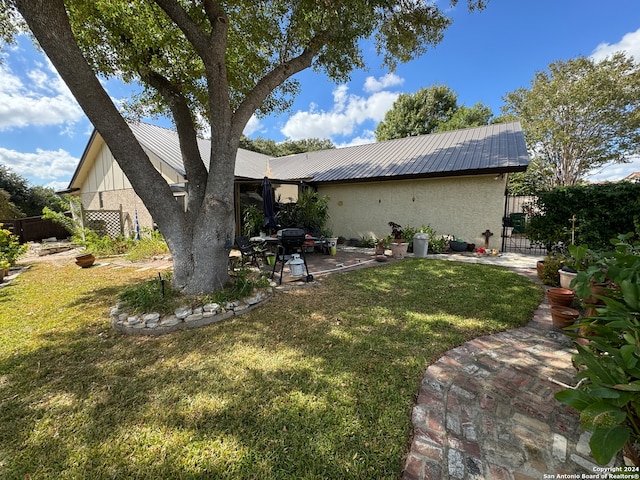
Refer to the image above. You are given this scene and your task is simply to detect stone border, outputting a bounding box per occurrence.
[110,287,273,336]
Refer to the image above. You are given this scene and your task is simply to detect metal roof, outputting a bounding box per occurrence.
[128,121,269,180]
[268,122,530,182]
[71,121,529,189]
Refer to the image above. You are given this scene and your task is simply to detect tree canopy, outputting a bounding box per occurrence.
[3,0,487,293]
[0,165,68,218]
[374,85,494,140]
[239,136,335,157]
[502,53,640,191]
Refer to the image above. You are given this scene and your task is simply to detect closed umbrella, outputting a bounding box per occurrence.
[261,177,278,233]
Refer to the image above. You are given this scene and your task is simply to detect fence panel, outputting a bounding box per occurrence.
[0,215,72,243]
[82,207,123,238]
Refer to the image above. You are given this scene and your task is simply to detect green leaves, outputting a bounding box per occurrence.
[590,427,629,465]
[503,53,640,190]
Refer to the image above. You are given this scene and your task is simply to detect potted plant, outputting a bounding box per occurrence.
[555,234,640,466]
[375,238,387,256]
[388,222,408,259]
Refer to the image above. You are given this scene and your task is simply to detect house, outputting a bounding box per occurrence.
[66,121,530,250]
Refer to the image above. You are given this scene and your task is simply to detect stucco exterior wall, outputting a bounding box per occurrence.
[318,175,508,250]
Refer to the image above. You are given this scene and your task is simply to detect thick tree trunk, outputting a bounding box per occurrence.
[170,221,232,294]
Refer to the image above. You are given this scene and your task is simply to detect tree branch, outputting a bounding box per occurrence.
[14,0,186,232]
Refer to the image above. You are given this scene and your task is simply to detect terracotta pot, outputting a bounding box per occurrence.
[75,253,96,268]
[546,287,575,307]
[536,260,545,278]
[550,305,580,329]
[582,282,608,305]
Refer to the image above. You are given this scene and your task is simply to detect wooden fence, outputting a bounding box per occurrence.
[0,215,72,244]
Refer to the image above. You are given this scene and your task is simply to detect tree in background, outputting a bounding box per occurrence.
[436,102,493,132]
[375,85,459,141]
[374,85,494,141]
[503,53,640,191]
[0,165,68,217]
[239,136,335,157]
[0,190,22,219]
[3,0,487,294]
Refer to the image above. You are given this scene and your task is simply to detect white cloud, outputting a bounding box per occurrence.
[586,155,640,183]
[0,53,84,132]
[0,147,78,184]
[243,115,263,136]
[280,77,401,140]
[363,73,404,93]
[335,130,377,148]
[591,27,640,63]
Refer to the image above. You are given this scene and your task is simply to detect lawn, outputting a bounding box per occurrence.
[0,258,542,479]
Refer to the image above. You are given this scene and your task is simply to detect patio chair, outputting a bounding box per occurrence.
[234,236,267,268]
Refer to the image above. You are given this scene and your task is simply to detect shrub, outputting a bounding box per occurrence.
[527,183,640,251]
[555,234,640,466]
[0,223,27,266]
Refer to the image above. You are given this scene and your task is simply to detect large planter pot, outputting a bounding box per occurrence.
[550,305,580,329]
[75,253,96,268]
[582,281,609,305]
[449,241,468,252]
[547,287,575,307]
[390,242,408,259]
[558,269,578,290]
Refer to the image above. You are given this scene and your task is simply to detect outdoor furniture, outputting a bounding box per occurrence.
[235,235,267,268]
[271,228,314,284]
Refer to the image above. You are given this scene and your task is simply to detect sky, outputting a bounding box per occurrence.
[1,0,640,192]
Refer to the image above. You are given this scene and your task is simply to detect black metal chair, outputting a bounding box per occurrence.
[235,236,267,268]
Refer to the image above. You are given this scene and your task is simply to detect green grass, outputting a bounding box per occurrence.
[0,258,542,479]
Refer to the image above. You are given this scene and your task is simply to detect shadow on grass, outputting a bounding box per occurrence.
[0,259,542,479]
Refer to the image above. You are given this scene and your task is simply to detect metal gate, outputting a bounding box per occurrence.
[501,195,547,255]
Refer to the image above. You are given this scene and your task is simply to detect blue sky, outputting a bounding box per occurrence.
[1,0,639,191]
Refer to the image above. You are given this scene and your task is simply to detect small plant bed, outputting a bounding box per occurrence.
[0,259,541,479]
[113,270,273,335]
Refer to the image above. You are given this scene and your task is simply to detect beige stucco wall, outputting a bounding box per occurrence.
[318,175,508,250]
[75,142,185,236]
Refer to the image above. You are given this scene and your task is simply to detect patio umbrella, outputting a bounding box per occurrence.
[261,176,278,233]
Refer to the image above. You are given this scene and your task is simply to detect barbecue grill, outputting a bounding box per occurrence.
[271,228,314,284]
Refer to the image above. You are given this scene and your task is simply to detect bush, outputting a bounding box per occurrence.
[0,223,27,266]
[527,183,640,250]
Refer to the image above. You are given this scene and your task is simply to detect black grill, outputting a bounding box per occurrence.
[271,228,313,284]
[278,228,306,251]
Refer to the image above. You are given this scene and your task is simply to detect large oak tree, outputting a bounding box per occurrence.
[3,0,486,293]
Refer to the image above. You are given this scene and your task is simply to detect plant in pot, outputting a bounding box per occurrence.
[555,234,640,466]
[375,237,387,256]
[388,222,408,259]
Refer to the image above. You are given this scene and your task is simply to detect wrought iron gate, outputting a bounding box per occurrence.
[501,195,546,255]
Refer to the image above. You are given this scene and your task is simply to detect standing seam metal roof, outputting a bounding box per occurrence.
[118,121,529,184]
[268,122,529,182]
[127,121,269,180]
